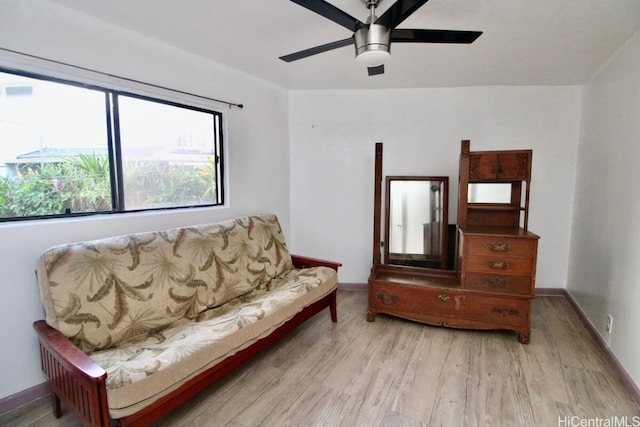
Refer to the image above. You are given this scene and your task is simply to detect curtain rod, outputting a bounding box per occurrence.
[0,47,244,109]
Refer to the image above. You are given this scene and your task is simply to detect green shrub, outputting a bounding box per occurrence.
[0,156,110,218]
[1,154,216,219]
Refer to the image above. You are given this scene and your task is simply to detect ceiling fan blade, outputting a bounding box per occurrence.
[376,0,431,29]
[392,28,483,44]
[279,37,354,62]
[368,65,385,76]
[290,0,364,32]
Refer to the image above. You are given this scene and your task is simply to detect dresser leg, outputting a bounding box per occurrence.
[366,310,376,322]
[518,330,530,344]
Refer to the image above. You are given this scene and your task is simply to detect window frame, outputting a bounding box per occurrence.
[0,67,225,222]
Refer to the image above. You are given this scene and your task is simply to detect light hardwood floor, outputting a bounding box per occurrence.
[2,290,639,427]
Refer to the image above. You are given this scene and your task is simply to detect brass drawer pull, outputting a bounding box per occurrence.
[486,260,510,270]
[486,242,511,253]
[438,294,450,302]
[376,292,399,305]
[486,277,509,288]
[491,307,520,316]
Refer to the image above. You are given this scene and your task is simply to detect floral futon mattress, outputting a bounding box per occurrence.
[36,214,338,417]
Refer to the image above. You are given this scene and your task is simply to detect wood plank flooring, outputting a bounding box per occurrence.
[2,290,639,426]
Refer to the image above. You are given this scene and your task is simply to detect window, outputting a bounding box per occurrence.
[0,69,224,221]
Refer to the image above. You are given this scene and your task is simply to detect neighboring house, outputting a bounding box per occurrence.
[3,147,107,178]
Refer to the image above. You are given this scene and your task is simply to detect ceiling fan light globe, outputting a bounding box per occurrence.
[356,49,391,67]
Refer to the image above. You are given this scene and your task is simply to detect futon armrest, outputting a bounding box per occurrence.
[33,320,106,381]
[33,320,110,426]
[291,254,342,271]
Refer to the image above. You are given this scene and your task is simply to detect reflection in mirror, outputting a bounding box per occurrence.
[468,183,512,203]
[385,176,448,269]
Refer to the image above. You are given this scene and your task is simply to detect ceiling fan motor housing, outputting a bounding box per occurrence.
[354,23,391,66]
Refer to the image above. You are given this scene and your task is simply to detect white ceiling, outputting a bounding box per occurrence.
[47,0,640,90]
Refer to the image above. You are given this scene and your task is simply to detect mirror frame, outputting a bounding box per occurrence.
[384,176,449,270]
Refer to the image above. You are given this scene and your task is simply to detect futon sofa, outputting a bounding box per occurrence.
[33,214,340,426]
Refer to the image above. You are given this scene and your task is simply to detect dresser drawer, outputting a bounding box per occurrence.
[465,294,530,327]
[370,282,464,318]
[465,236,536,257]
[463,273,532,295]
[369,282,530,328]
[465,255,535,275]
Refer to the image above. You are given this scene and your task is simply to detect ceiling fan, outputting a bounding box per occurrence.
[279,0,482,76]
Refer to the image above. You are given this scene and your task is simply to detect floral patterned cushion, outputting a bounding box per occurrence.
[90,266,338,418]
[36,214,293,352]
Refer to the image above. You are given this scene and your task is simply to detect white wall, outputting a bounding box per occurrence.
[0,1,289,399]
[289,86,582,285]
[567,29,640,386]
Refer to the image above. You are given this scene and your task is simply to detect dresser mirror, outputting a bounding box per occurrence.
[384,176,449,269]
[468,183,512,203]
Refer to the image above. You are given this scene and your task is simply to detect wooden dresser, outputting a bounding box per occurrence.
[367,140,539,344]
[455,226,538,343]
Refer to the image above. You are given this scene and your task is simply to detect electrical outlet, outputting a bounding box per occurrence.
[606,314,613,334]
